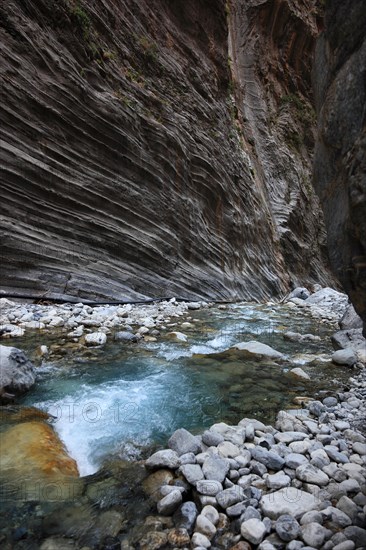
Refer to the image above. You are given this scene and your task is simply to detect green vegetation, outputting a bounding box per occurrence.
[69,2,91,40]
[125,67,145,86]
[280,92,316,151]
[138,35,158,63]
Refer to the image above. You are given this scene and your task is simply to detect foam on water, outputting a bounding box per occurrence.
[34,370,181,476]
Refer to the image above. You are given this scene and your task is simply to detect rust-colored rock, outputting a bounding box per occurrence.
[0,420,79,500]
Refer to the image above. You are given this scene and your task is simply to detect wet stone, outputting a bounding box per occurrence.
[157,489,182,515]
[173,501,198,535]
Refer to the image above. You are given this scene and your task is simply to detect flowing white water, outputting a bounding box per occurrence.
[20,304,344,477]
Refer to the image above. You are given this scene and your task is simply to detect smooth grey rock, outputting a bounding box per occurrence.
[179,452,196,465]
[251,446,285,471]
[310,449,330,468]
[241,505,261,522]
[339,304,363,330]
[275,514,301,542]
[145,449,180,470]
[157,489,182,515]
[202,456,230,482]
[240,518,266,545]
[114,331,137,342]
[301,522,329,548]
[332,349,357,367]
[266,472,291,490]
[191,532,211,548]
[258,541,276,550]
[0,345,35,394]
[260,488,320,519]
[331,329,365,352]
[85,332,107,346]
[168,428,201,455]
[336,496,358,520]
[217,441,240,458]
[231,341,284,359]
[323,397,338,407]
[289,440,312,454]
[195,514,216,539]
[274,432,308,444]
[296,464,329,486]
[321,506,352,528]
[338,478,360,494]
[300,511,323,525]
[200,505,219,526]
[342,526,366,547]
[288,288,310,301]
[324,446,349,464]
[173,501,198,535]
[202,430,224,447]
[216,486,245,509]
[287,541,304,550]
[307,401,326,418]
[196,480,223,496]
[180,464,204,485]
[305,288,348,316]
[353,441,366,455]
[251,460,268,476]
[332,542,355,550]
[226,501,249,517]
[286,454,309,469]
[239,418,267,431]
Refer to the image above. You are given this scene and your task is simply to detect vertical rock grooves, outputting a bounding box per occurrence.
[227,0,331,286]
[313,0,366,334]
[0,0,332,301]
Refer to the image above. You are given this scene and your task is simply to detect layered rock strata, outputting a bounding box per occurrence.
[313,0,366,334]
[0,0,331,301]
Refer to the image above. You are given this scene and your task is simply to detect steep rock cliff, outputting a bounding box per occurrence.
[0,0,332,301]
[313,0,366,333]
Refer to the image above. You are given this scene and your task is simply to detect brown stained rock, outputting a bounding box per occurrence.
[142,469,174,501]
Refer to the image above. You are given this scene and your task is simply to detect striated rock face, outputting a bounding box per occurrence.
[313,0,366,334]
[228,0,330,290]
[0,0,332,301]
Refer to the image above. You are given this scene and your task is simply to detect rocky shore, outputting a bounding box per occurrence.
[139,369,366,550]
[0,287,365,549]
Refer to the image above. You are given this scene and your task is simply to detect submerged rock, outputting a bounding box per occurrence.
[231,341,284,360]
[85,332,107,346]
[0,421,79,500]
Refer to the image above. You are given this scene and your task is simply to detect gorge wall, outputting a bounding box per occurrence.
[0,0,333,301]
[313,0,366,334]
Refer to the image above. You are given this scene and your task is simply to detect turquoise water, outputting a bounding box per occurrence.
[15,303,348,476]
